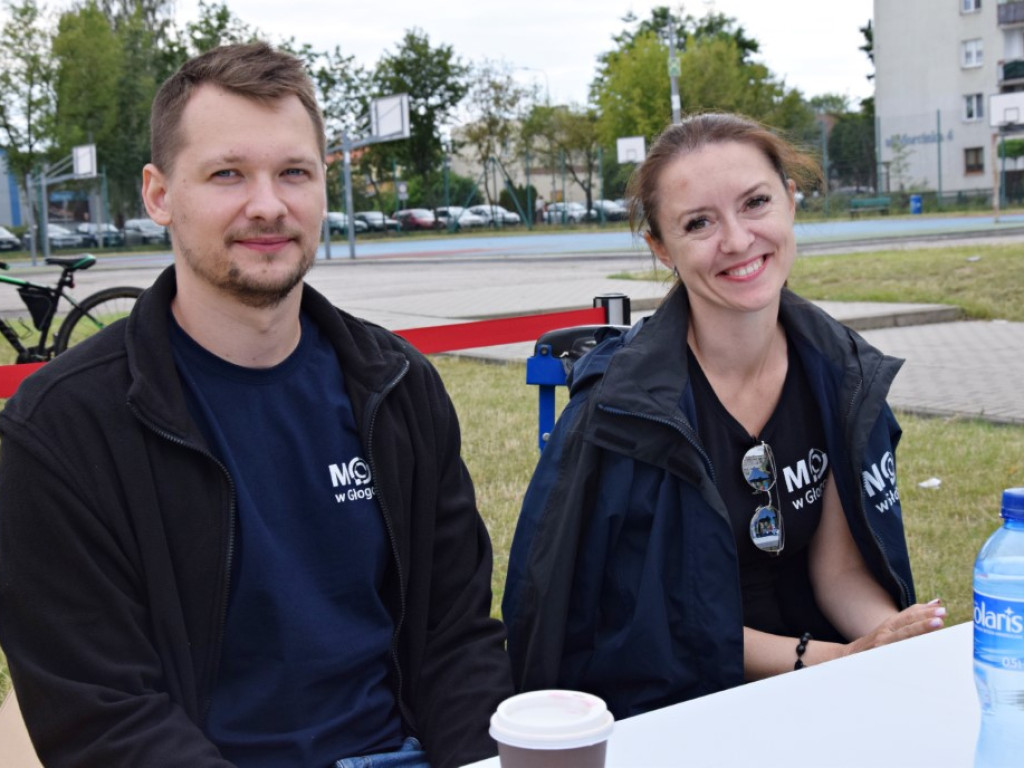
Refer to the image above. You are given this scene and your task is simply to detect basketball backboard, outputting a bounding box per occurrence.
[370,94,411,141]
[616,136,646,164]
[990,92,1024,129]
[72,144,97,178]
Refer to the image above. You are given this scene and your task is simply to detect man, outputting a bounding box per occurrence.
[0,42,512,767]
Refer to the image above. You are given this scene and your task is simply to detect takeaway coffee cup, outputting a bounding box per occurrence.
[489,689,614,768]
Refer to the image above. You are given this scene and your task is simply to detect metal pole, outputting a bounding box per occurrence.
[525,148,533,231]
[594,293,631,325]
[820,120,830,217]
[1001,132,1007,209]
[343,132,356,259]
[24,172,37,266]
[40,164,51,261]
[560,150,567,224]
[668,27,681,124]
[875,115,882,196]
[993,131,1001,223]
[443,153,451,230]
[936,110,943,208]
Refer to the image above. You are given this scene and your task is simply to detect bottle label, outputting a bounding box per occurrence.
[974,590,1024,669]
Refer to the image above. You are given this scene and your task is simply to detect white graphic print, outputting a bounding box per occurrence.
[328,457,376,504]
[862,451,900,513]
[782,448,829,511]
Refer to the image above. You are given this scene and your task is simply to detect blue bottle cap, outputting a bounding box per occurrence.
[1001,487,1024,520]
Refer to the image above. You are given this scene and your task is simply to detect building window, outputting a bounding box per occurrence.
[962,0,981,12]
[962,39,984,68]
[965,93,985,120]
[965,147,984,174]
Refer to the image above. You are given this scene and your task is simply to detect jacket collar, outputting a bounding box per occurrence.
[125,265,408,441]
[573,285,902,460]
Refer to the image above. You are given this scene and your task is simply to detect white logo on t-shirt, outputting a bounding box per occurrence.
[328,458,376,504]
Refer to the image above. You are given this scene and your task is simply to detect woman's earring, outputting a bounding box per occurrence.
[672,267,679,279]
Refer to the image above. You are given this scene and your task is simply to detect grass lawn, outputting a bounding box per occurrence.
[1,241,1019,701]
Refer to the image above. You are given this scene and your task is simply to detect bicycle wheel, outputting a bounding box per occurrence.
[53,286,144,354]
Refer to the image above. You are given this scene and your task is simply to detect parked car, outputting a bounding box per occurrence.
[544,201,593,223]
[467,204,521,226]
[76,222,125,248]
[435,206,487,230]
[354,210,400,231]
[22,224,84,251]
[393,208,442,230]
[326,212,368,235]
[0,225,20,251]
[124,218,168,245]
[591,199,628,221]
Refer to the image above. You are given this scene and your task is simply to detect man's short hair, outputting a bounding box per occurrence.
[150,41,326,174]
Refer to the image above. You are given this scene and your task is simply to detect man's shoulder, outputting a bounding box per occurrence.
[2,326,130,426]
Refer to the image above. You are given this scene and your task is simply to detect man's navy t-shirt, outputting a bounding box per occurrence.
[170,312,404,766]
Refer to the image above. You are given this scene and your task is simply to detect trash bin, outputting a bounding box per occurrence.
[910,194,923,215]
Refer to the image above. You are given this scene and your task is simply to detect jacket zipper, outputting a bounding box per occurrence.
[128,403,238,721]
[363,358,414,731]
[598,403,717,484]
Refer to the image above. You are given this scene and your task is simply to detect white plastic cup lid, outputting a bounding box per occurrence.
[489,689,615,750]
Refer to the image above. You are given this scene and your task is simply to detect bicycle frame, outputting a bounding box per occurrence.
[0,255,96,363]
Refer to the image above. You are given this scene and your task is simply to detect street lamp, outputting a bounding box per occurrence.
[660,19,682,122]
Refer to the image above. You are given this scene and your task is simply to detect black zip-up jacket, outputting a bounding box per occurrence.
[0,266,513,768]
[503,287,916,717]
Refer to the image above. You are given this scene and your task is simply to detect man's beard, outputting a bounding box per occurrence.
[179,227,316,309]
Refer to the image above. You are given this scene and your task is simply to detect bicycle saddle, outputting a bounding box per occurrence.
[44,254,97,271]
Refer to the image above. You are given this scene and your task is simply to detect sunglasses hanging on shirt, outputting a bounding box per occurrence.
[742,441,785,555]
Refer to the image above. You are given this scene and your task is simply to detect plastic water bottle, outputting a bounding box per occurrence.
[974,487,1024,768]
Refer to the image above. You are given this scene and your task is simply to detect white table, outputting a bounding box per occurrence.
[467,622,978,767]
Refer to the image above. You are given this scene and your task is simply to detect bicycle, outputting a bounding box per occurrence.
[0,253,144,363]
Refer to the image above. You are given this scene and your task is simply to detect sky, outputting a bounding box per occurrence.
[169,0,875,107]
[0,1,875,106]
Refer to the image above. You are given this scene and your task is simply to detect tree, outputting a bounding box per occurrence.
[593,30,671,149]
[98,0,180,85]
[371,29,470,184]
[523,103,602,210]
[828,111,876,191]
[460,60,532,206]
[809,94,850,115]
[887,134,914,192]
[107,7,161,218]
[282,41,372,209]
[860,19,874,80]
[602,6,760,69]
[52,3,121,201]
[0,0,56,182]
[592,10,815,151]
[183,0,259,54]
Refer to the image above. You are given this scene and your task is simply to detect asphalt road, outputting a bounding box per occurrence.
[1,212,1021,320]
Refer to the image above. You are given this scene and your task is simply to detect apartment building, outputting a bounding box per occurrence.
[874,0,1024,198]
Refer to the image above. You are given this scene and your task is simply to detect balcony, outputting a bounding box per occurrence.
[1004,58,1024,84]
[999,1,1024,26]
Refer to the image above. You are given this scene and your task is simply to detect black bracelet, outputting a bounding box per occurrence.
[794,632,812,670]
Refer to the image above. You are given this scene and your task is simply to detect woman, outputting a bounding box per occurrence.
[502,113,945,719]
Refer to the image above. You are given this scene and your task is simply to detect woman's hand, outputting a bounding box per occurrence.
[842,599,946,658]
[744,600,945,681]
